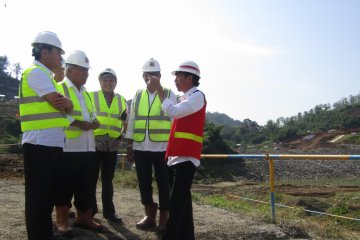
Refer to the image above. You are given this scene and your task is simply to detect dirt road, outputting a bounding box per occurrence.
[0,178,312,240]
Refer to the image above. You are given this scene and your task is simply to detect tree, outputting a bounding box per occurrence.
[10,63,22,80]
[203,122,235,154]
[0,55,10,74]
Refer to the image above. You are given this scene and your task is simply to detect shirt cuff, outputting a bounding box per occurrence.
[67,116,75,124]
[124,131,133,140]
[161,98,173,112]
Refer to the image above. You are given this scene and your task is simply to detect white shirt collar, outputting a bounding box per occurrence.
[181,86,197,101]
[33,60,53,76]
[64,78,86,92]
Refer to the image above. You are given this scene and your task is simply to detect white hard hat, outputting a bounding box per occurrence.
[65,50,90,69]
[32,31,65,54]
[99,68,117,80]
[142,58,161,72]
[172,61,200,78]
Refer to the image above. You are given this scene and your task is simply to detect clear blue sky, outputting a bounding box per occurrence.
[1,0,360,125]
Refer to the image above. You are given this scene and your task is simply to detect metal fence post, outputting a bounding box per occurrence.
[266,153,276,223]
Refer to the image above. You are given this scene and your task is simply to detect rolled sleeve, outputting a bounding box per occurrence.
[27,68,57,97]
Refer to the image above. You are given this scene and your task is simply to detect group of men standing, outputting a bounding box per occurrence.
[19,31,206,240]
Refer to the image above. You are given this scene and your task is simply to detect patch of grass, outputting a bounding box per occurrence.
[296,196,331,212]
[330,204,349,215]
[114,169,139,189]
[276,177,360,187]
[342,134,360,144]
[192,192,271,221]
[192,181,360,239]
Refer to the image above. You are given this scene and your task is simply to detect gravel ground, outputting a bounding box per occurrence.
[0,178,313,240]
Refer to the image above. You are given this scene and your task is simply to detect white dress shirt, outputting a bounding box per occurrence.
[125,88,177,152]
[161,87,205,168]
[22,61,66,148]
[63,78,96,152]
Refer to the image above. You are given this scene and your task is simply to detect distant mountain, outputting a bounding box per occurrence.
[206,112,242,127]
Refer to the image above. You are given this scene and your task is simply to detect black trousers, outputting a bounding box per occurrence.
[92,151,118,216]
[23,143,63,240]
[134,150,170,210]
[55,152,96,211]
[165,161,197,240]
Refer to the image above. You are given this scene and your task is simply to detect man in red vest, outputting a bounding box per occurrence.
[146,60,206,240]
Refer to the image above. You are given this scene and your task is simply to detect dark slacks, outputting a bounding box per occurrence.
[55,152,96,211]
[134,150,170,210]
[23,143,63,240]
[93,151,118,216]
[165,161,197,240]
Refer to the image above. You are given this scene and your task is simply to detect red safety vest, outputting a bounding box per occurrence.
[166,100,206,160]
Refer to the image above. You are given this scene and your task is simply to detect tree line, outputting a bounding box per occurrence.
[207,94,360,147]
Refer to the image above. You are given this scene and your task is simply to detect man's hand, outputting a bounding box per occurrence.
[44,92,73,113]
[91,119,100,129]
[71,120,92,131]
[54,94,73,113]
[126,139,134,162]
[126,145,134,162]
[145,73,166,102]
[145,73,162,91]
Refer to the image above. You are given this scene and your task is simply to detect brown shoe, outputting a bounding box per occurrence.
[54,205,72,236]
[74,222,103,232]
[54,222,73,237]
[75,209,104,232]
[136,202,158,230]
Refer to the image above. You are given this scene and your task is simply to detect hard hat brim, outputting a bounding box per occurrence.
[32,42,65,55]
[171,69,200,78]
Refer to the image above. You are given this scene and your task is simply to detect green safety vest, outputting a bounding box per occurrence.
[90,91,126,138]
[19,65,70,132]
[60,81,94,138]
[133,88,171,142]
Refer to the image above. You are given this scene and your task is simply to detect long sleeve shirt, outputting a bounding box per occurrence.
[161,86,206,167]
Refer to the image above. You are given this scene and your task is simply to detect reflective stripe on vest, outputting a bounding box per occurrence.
[61,82,93,138]
[90,91,126,138]
[133,88,171,142]
[19,65,69,131]
[174,131,203,143]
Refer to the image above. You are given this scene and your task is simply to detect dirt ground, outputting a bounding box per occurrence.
[0,178,313,240]
[0,154,315,240]
[1,154,359,240]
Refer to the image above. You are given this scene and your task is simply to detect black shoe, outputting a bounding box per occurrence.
[104,213,123,223]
